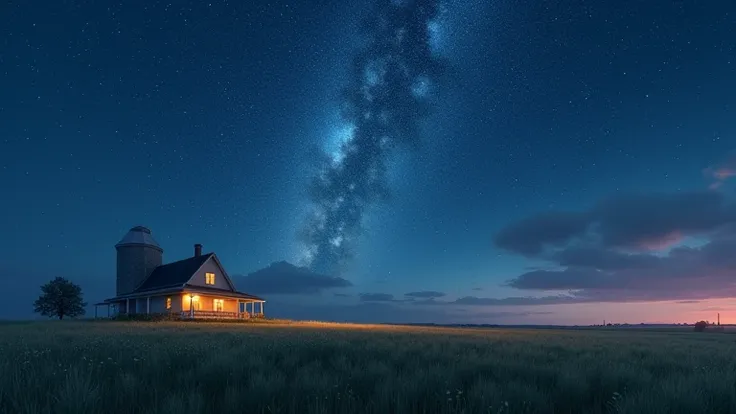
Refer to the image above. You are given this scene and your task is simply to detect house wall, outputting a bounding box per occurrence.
[113,295,182,315]
[109,301,124,316]
[147,296,169,313]
[187,258,232,290]
[166,294,182,313]
[109,299,132,315]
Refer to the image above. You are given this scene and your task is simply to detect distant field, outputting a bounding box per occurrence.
[1,321,735,414]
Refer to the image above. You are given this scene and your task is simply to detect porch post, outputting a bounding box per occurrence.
[261,301,264,315]
[189,295,194,318]
[94,305,98,318]
[146,297,150,314]
[107,304,110,317]
[126,298,130,314]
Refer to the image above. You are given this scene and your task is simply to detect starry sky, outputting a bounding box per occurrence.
[2,0,735,324]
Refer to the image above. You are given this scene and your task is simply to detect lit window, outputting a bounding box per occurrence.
[182,295,202,311]
[166,297,171,310]
[214,299,224,312]
[205,272,215,285]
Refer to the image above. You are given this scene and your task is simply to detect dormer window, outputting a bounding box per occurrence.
[205,272,215,285]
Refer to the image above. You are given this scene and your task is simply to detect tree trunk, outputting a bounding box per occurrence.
[58,314,64,320]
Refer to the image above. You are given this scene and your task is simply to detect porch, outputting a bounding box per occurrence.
[181,293,265,319]
[95,291,265,319]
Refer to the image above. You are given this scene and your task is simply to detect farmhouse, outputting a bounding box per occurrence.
[95,226,265,319]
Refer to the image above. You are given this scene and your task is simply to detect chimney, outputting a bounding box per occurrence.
[194,244,202,257]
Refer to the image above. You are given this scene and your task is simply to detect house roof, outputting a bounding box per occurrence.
[102,245,265,303]
[134,253,214,292]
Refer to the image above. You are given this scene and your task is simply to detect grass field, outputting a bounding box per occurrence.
[1,321,736,414]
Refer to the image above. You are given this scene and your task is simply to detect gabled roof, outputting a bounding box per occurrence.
[206,253,238,291]
[134,253,214,292]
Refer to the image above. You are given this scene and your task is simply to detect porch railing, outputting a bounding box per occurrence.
[180,311,253,319]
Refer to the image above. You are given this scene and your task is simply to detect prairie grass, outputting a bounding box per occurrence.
[1,321,735,413]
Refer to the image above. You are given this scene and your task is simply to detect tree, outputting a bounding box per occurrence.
[693,320,708,332]
[33,277,87,320]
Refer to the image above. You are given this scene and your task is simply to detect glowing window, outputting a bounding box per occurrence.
[182,295,202,311]
[166,297,171,310]
[205,272,215,285]
[214,299,224,312]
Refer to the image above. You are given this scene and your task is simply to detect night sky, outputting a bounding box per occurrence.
[2,0,735,324]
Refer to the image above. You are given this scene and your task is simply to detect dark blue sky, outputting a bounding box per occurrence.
[2,0,735,324]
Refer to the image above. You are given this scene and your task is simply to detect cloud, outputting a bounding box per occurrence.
[359,293,396,302]
[593,191,732,250]
[490,187,736,304]
[705,153,736,188]
[452,295,583,306]
[495,190,736,255]
[410,295,583,307]
[472,287,483,291]
[494,211,590,256]
[713,169,736,180]
[234,261,352,295]
[404,290,446,298]
[334,293,352,297]
[700,306,729,312]
[471,310,555,319]
[676,300,701,304]
[553,247,662,270]
[507,268,612,290]
[503,235,736,302]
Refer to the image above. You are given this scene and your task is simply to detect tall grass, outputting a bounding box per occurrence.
[1,321,735,413]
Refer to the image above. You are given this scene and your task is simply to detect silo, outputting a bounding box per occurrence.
[115,226,163,296]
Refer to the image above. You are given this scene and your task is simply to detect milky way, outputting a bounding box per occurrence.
[301,0,444,275]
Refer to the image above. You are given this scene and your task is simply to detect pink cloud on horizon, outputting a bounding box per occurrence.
[505,299,736,325]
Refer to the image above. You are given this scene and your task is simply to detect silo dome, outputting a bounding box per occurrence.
[115,226,163,251]
[115,226,164,296]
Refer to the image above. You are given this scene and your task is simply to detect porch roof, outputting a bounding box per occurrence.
[182,285,264,301]
[103,286,264,303]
